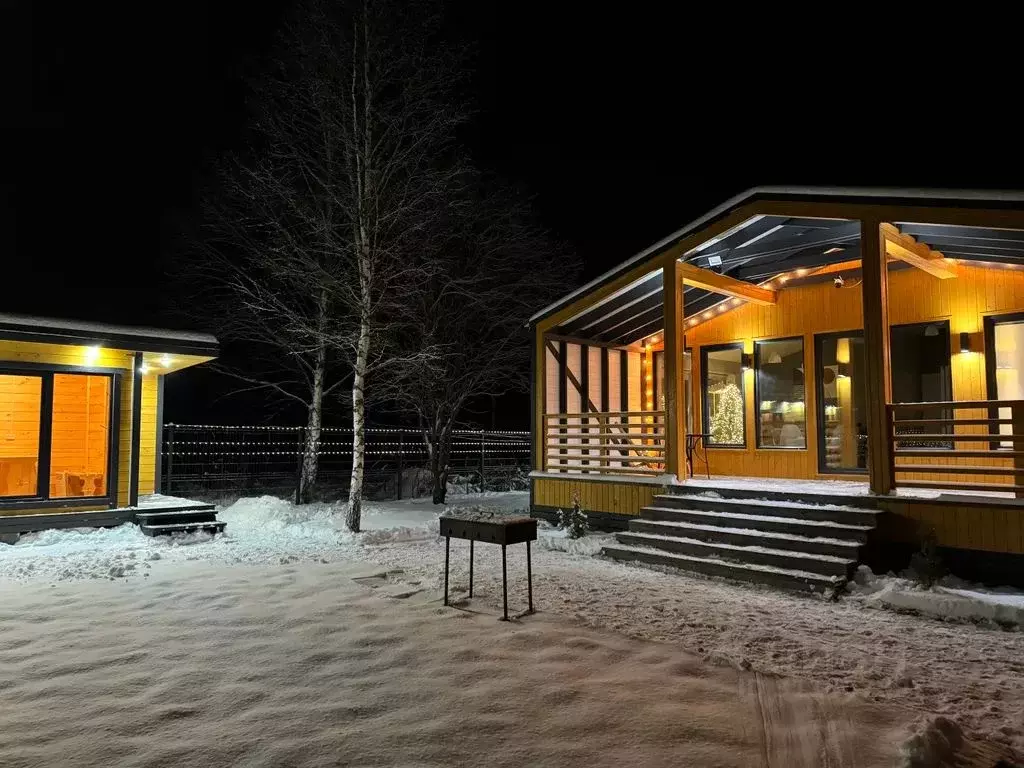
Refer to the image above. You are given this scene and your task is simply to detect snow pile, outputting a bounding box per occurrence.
[849,566,1024,626]
[536,526,613,557]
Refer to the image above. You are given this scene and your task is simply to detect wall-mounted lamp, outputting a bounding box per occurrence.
[836,362,850,379]
[741,352,753,370]
[959,331,984,354]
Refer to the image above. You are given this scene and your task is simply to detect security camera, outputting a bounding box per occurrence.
[833,275,845,288]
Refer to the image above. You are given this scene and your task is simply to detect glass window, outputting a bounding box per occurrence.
[817,334,868,472]
[702,346,745,446]
[49,374,111,498]
[990,319,1024,448]
[890,321,953,449]
[756,338,807,448]
[0,375,43,497]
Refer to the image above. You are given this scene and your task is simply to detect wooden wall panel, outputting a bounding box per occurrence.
[533,476,661,516]
[138,375,159,495]
[688,262,1024,485]
[627,351,642,412]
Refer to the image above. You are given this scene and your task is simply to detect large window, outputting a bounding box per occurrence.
[0,369,115,503]
[984,313,1024,448]
[890,321,953,449]
[702,344,745,446]
[0,375,43,497]
[816,333,868,473]
[755,337,806,448]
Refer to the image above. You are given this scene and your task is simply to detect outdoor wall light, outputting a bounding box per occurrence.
[959,331,983,354]
[960,332,971,353]
[741,352,753,370]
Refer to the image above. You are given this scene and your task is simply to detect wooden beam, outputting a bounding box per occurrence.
[881,223,957,279]
[677,260,777,305]
[662,255,686,480]
[860,220,894,495]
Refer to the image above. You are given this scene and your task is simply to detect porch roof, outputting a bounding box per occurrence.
[532,186,1024,346]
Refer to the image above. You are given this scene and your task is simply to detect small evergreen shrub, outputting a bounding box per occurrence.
[558,492,588,539]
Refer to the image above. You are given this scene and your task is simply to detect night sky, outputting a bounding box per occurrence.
[5,3,1021,423]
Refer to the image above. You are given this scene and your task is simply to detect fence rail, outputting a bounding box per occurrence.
[161,424,531,500]
[888,399,1024,497]
[543,410,665,475]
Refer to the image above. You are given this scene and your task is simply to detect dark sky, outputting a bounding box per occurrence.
[4,3,1021,422]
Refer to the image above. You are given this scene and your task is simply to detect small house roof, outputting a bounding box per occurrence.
[530,186,1024,334]
[0,313,220,357]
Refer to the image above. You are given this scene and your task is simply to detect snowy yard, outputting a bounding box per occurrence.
[1,492,1023,766]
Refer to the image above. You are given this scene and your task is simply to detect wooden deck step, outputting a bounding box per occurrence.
[139,520,226,537]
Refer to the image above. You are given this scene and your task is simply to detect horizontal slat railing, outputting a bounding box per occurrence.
[886,399,1024,497]
[543,410,666,476]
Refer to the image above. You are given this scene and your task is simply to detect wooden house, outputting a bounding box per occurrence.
[0,314,223,539]
[529,187,1024,590]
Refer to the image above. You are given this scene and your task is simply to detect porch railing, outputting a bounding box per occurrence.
[887,399,1024,496]
[543,410,665,475]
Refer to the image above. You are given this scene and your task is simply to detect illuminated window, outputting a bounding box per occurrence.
[701,344,745,447]
[755,338,806,449]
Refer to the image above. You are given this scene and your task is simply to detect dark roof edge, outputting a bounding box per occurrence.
[0,315,220,357]
[529,185,1024,327]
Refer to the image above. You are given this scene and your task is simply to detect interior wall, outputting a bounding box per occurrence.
[688,262,1024,483]
[0,375,42,496]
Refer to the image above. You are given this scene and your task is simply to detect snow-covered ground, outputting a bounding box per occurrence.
[1,491,1023,765]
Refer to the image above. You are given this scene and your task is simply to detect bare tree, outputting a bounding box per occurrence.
[196,0,461,526]
[390,186,575,503]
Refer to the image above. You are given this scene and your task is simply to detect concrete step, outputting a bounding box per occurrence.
[639,506,873,542]
[135,509,220,526]
[628,518,863,559]
[139,521,226,537]
[650,494,881,527]
[615,531,853,577]
[602,543,845,595]
[667,484,881,510]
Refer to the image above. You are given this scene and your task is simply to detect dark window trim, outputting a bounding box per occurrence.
[814,330,868,475]
[0,364,122,510]
[983,311,1024,446]
[754,335,807,450]
[700,342,746,448]
[890,319,954,450]
[129,352,144,506]
[155,375,165,493]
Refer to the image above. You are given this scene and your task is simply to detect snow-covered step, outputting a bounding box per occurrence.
[139,521,226,537]
[628,518,863,559]
[601,543,845,594]
[651,493,881,527]
[615,531,853,577]
[639,506,873,542]
[667,483,881,510]
[135,508,219,525]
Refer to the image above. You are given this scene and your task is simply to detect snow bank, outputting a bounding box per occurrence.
[535,526,613,557]
[849,566,1024,626]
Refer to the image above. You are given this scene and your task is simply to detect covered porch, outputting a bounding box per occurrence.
[529,187,1024,585]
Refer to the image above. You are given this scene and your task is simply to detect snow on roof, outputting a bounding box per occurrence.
[0,313,219,352]
[529,185,1024,325]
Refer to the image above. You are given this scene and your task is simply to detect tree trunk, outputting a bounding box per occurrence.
[426,420,452,505]
[297,342,325,504]
[346,314,370,531]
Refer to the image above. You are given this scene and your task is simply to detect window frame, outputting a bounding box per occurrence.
[889,319,954,451]
[814,330,867,475]
[0,362,122,510]
[983,311,1024,447]
[754,335,807,450]
[700,342,746,448]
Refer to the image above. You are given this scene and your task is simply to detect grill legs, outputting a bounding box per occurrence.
[501,545,508,621]
[443,536,534,621]
[443,535,450,606]
[469,539,474,598]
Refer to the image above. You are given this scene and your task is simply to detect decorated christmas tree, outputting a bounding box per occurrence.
[710,382,744,444]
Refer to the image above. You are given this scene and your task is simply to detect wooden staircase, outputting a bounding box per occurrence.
[602,485,881,594]
[134,503,225,537]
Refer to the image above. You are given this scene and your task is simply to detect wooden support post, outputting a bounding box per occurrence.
[663,256,686,480]
[1012,403,1024,499]
[533,326,545,472]
[860,219,894,495]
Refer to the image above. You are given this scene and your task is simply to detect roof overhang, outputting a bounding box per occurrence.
[0,314,220,358]
[530,186,1024,335]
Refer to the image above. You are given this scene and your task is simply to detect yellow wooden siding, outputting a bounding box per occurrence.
[0,504,108,518]
[533,476,661,516]
[877,498,1024,555]
[688,262,1024,485]
[138,375,159,495]
[116,371,135,507]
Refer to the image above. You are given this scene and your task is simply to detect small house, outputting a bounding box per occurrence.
[0,314,223,538]
[529,187,1024,589]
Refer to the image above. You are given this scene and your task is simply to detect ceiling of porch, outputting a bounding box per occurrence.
[551,216,1024,347]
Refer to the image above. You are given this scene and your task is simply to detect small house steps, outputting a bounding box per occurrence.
[135,505,225,537]
[603,487,881,594]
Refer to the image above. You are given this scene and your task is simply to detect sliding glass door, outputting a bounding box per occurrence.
[0,369,116,503]
[986,313,1024,448]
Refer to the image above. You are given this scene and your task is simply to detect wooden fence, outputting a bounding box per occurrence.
[543,410,665,475]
